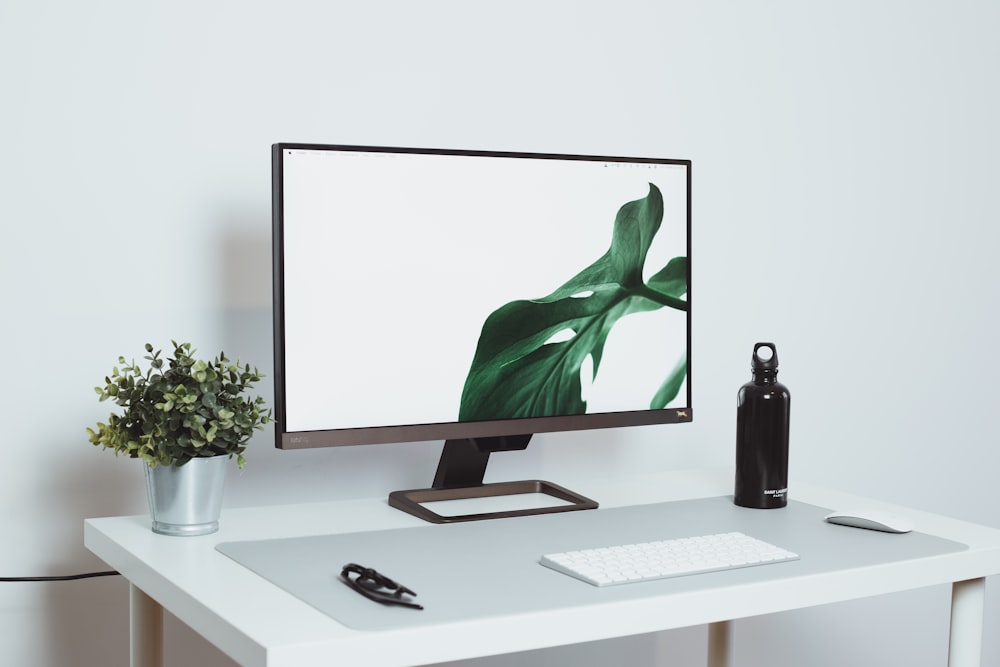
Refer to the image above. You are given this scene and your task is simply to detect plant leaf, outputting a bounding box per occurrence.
[459,183,686,421]
[651,353,687,409]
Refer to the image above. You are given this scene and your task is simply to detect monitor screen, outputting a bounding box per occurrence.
[272,144,691,520]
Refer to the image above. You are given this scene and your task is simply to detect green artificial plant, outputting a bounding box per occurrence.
[88,341,271,468]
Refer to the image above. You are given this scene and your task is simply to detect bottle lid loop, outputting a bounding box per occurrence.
[752,342,779,371]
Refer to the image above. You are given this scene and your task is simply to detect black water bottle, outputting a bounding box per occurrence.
[735,342,790,509]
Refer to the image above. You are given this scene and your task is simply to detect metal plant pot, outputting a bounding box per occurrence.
[144,456,228,536]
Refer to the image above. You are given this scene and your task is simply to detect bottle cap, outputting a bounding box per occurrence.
[752,342,779,371]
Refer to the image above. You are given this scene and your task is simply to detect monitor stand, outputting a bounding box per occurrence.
[388,435,598,523]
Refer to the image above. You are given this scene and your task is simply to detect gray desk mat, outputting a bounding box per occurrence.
[216,497,966,632]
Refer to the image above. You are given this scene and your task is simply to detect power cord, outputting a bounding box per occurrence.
[1,571,120,582]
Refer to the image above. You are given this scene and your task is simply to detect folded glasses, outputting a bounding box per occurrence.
[341,563,423,610]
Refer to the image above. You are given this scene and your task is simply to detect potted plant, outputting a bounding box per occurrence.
[88,341,271,535]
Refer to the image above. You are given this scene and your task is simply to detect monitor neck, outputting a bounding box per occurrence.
[432,435,533,489]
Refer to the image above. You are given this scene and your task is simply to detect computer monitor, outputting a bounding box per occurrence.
[272,144,691,522]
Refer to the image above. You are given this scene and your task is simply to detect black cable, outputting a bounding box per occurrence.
[0,570,120,582]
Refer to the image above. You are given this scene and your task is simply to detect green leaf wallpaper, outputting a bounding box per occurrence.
[459,183,688,422]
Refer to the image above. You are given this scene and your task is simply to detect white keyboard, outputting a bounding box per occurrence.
[540,531,799,587]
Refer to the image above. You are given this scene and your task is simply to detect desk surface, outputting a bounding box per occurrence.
[84,467,1000,667]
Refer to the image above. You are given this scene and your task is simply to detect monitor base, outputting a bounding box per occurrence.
[388,480,598,523]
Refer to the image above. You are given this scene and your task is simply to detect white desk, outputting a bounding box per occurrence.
[84,468,1000,667]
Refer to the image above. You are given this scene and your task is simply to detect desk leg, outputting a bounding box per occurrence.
[130,584,164,667]
[707,621,734,667]
[948,578,986,667]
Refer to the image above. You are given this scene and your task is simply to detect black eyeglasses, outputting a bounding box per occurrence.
[340,563,423,610]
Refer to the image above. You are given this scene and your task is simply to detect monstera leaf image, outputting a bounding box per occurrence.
[459,183,688,422]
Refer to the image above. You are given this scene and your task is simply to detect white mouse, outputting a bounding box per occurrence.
[824,509,914,534]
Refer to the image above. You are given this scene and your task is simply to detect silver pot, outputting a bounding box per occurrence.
[144,456,228,536]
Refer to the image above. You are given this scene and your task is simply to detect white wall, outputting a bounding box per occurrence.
[2,1,998,665]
